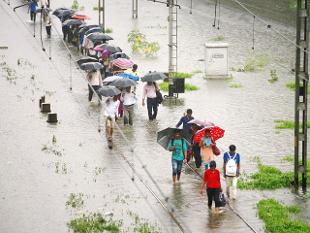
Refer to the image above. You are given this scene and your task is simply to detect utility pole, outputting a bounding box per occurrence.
[294,0,309,193]
[167,0,179,97]
[98,0,105,32]
[132,0,138,19]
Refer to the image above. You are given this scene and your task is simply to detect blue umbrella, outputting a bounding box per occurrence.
[116,72,139,81]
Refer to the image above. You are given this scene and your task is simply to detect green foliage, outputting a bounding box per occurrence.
[241,54,268,72]
[160,81,198,92]
[239,160,310,190]
[68,213,121,233]
[257,199,309,233]
[274,120,310,129]
[268,69,278,83]
[229,83,242,88]
[238,164,293,190]
[127,30,160,57]
[71,0,79,10]
[281,155,294,163]
[286,82,310,94]
[104,28,113,33]
[66,193,85,209]
[210,35,225,41]
[93,6,99,11]
[170,72,193,79]
[134,222,160,233]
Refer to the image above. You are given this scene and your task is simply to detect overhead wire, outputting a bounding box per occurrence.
[6,2,193,232]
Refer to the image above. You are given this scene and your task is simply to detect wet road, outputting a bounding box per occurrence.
[0,0,309,233]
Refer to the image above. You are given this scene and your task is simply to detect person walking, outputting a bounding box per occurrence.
[199,160,222,214]
[223,145,240,200]
[192,123,203,168]
[176,109,194,141]
[199,129,214,170]
[104,96,120,149]
[29,0,38,22]
[120,87,137,126]
[168,130,187,184]
[142,81,159,120]
[86,69,102,102]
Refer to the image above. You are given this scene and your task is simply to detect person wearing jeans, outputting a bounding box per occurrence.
[142,81,158,120]
[168,130,187,184]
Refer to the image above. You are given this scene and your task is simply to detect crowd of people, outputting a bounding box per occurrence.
[168,110,241,213]
[27,3,241,215]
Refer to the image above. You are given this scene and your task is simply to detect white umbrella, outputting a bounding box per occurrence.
[102,75,122,83]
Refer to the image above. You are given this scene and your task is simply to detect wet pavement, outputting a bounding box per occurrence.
[0,0,309,233]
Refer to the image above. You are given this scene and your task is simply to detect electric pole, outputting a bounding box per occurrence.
[294,0,309,193]
[132,0,138,18]
[98,0,105,32]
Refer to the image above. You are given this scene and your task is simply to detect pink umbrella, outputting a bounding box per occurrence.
[111,58,134,70]
[188,119,215,127]
[102,75,122,83]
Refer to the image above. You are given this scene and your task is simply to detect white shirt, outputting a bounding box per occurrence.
[121,92,137,106]
[142,83,157,99]
[104,99,120,118]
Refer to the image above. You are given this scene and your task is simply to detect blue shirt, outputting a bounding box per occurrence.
[224,152,240,173]
[30,1,37,13]
[168,139,187,161]
[176,116,193,133]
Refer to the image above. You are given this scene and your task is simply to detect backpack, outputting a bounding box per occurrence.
[225,153,238,177]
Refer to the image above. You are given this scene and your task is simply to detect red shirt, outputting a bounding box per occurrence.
[203,169,221,188]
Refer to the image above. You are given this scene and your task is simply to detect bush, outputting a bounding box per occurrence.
[257,199,309,233]
[71,0,79,10]
[159,81,199,92]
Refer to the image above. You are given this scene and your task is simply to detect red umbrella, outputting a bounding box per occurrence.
[111,58,134,70]
[193,126,225,143]
[72,14,90,20]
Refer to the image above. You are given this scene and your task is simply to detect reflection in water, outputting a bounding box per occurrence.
[171,184,185,210]
[162,98,185,109]
[207,211,225,229]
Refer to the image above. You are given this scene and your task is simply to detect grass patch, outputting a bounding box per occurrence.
[171,72,193,79]
[238,54,268,72]
[66,193,85,209]
[159,81,199,92]
[274,120,310,129]
[286,82,310,94]
[68,213,121,233]
[104,28,113,33]
[229,83,242,88]
[257,199,309,233]
[210,35,225,41]
[268,69,278,83]
[238,161,310,190]
[281,155,294,163]
[134,222,160,233]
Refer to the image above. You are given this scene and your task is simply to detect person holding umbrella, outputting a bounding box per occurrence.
[168,130,187,184]
[86,69,103,102]
[199,129,215,170]
[142,81,159,120]
[29,0,38,22]
[104,95,120,149]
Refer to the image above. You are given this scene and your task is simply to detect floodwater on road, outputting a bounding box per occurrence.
[0,0,309,233]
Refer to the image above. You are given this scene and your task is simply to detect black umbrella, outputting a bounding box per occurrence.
[62,19,84,27]
[80,62,104,71]
[53,8,74,22]
[78,24,100,34]
[76,57,99,66]
[86,33,113,43]
[109,52,129,61]
[98,86,121,97]
[110,78,137,88]
[95,44,122,54]
[142,72,167,82]
[157,127,190,151]
[85,27,102,36]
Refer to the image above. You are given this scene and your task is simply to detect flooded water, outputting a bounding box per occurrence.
[0,0,309,233]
